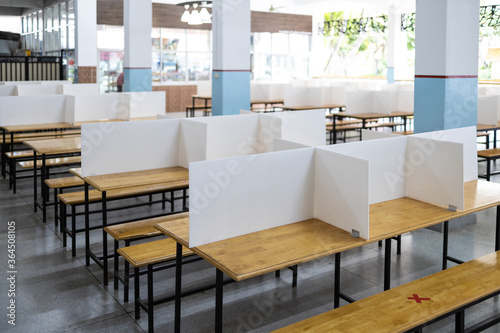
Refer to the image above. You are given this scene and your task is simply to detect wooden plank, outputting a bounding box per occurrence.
[117,238,194,268]
[274,251,500,333]
[155,217,190,249]
[105,212,189,241]
[23,137,81,155]
[84,166,189,192]
[18,156,81,169]
[478,148,500,158]
[1,122,75,132]
[44,176,84,189]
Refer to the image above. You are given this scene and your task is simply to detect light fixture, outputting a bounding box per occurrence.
[181,4,190,23]
[177,1,212,25]
[188,3,203,25]
[200,1,211,23]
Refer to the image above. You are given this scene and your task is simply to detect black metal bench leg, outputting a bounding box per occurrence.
[275,270,280,278]
[71,205,76,257]
[124,240,131,303]
[171,190,174,212]
[148,264,154,333]
[114,240,119,290]
[292,265,298,287]
[442,221,449,270]
[54,188,58,228]
[396,235,401,255]
[455,309,465,333]
[61,203,67,248]
[162,192,166,210]
[487,157,491,181]
[134,267,140,319]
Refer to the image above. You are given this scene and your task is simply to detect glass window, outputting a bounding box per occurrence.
[162,52,186,81]
[290,55,309,80]
[152,28,161,50]
[253,33,271,53]
[272,33,288,54]
[161,28,186,51]
[252,54,272,80]
[187,53,211,81]
[187,30,210,52]
[38,11,43,32]
[68,25,75,49]
[152,51,161,82]
[271,55,288,81]
[27,14,32,32]
[60,2,67,26]
[53,6,59,30]
[46,7,53,31]
[289,34,311,54]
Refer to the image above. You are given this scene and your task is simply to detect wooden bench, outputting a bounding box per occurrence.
[478,148,500,181]
[58,181,189,257]
[274,251,500,333]
[326,122,404,144]
[105,212,189,302]
[44,176,85,230]
[9,155,81,193]
[118,238,195,333]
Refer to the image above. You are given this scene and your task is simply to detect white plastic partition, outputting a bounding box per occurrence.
[412,126,477,182]
[406,137,464,210]
[57,83,99,95]
[66,94,130,124]
[80,119,182,177]
[126,91,166,118]
[477,95,499,125]
[0,86,16,96]
[196,81,211,97]
[16,84,59,96]
[273,138,310,151]
[314,149,369,239]
[0,95,67,126]
[189,148,317,247]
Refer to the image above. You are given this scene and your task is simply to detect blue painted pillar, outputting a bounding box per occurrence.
[211,0,251,116]
[123,0,152,92]
[414,0,479,133]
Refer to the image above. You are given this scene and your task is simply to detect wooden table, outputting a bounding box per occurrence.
[274,104,345,113]
[331,111,413,144]
[24,136,82,222]
[75,166,189,285]
[0,122,77,178]
[155,180,500,332]
[477,122,500,148]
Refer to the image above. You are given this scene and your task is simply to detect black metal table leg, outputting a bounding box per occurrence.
[456,309,465,333]
[102,190,108,285]
[85,183,90,266]
[33,151,37,212]
[334,252,341,308]
[332,115,337,144]
[384,238,392,291]
[42,154,47,223]
[442,221,449,270]
[175,242,182,333]
[215,268,224,333]
[496,206,500,252]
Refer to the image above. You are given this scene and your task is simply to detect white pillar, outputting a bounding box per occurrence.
[74,0,97,83]
[414,0,479,133]
[386,8,401,83]
[123,0,152,92]
[212,0,251,116]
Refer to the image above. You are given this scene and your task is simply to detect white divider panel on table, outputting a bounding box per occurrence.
[273,138,310,151]
[57,83,99,95]
[323,137,408,204]
[477,95,499,125]
[361,129,399,140]
[345,90,373,114]
[239,110,253,115]
[251,83,270,101]
[67,93,130,124]
[412,126,477,182]
[314,149,369,239]
[372,91,392,114]
[270,83,286,101]
[479,85,500,96]
[0,86,16,96]
[16,84,59,96]
[157,114,178,119]
[80,119,182,177]
[189,148,316,248]
[40,80,72,85]
[261,110,326,146]
[284,85,309,107]
[0,95,67,126]
[406,137,464,210]
[179,119,208,168]
[126,91,166,118]
[196,81,211,97]
[397,90,414,112]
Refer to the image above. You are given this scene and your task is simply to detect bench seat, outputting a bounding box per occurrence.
[18,156,81,169]
[477,148,500,181]
[274,251,500,333]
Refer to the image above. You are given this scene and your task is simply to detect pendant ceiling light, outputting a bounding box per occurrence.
[177,1,212,25]
[188,3,203,25]
[180,4,190,23]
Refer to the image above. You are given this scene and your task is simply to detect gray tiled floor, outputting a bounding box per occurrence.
[0,158,499,332]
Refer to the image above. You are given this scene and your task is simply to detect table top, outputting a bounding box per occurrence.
[1,122,76,132]
[477,122,500,131]
[129,116,157,122]
[23,136,81,155]
[73,119,123,126]
[334,111,413,120]
[281,104,344,111]
[83,166,189,192]
[155,180,500,281]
